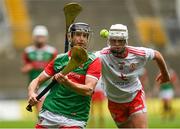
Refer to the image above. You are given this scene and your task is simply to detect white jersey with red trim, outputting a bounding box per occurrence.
[95,46,155,103]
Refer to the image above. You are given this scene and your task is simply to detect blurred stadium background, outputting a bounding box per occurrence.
[0,0,180,128]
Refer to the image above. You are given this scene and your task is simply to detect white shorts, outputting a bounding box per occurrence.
[159,89,174,100]
[38,110,86,128]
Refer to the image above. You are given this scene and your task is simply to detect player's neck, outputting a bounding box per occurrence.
[119,47,128,58]
[112,47,128,58]
[35,44,46,49]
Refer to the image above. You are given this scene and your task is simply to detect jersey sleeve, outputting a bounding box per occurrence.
[44,59,56,77]
[142,47,155,61]
[86,57,101,80]
[22,51,30,64]
[94,51,101,57]
[94,47,111,58]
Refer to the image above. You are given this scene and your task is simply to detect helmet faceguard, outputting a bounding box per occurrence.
[108,24,128,41]
[68,22,92,48]
[108,24,128,57]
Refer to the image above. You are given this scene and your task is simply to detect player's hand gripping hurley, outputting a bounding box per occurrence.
[26,46,88,112]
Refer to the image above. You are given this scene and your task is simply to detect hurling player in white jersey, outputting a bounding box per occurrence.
[96,24,170,128]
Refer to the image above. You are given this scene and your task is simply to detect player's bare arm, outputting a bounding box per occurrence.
[154,50,170,84]
[21,63,33,73]
[55,73,97,96]
[28,72,51,106]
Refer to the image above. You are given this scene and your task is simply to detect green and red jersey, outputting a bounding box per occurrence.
[42,50,101,122]
[23,45,58,85]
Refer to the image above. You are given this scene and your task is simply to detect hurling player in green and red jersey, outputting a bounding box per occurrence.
[28,22,101,129]
[21,25,58,112]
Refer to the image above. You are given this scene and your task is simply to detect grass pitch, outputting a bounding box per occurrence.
[0,98,179,128]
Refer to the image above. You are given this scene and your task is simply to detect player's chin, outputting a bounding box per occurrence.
[75,43,86,48]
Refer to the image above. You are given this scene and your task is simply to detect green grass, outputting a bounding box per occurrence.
[0,99,180,128]
[0,115,180,128]
[148,114,180,128]
[87,114,180,128]
[0,120,36,128]
[0,114,179,128]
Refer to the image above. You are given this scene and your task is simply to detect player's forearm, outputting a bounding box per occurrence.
[28,78,40,95]
[65,80,94,96]
[21,64,33,73]
[28,72,50,95]
[154,51,169,78]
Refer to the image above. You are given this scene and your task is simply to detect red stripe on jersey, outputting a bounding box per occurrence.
[129,50,145,56]
[128,48,145,56]
[44,59,56,76]
[100,48,111,54]
[87,57,101,80]
[128,47,145,54]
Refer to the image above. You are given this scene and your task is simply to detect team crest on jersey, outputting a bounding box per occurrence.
[130,63,136,71]
[119,62,125,70]
[119,64,123,70]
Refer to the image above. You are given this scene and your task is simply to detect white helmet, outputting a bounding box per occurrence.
[32,25,48,37]
[108,24,128,41]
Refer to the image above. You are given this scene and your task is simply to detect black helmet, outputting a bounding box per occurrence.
[68,22,91,33]
[68,22,92,48]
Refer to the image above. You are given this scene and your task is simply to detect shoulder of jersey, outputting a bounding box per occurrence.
[100,47,111,55]
[127,46,146,56]
[88,52,97,61]
[44,45,57,53]
[55,52,67,59]
[24,45,36,53]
